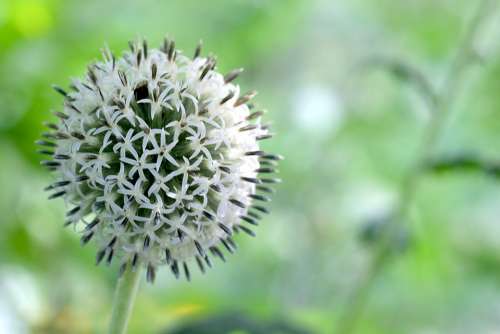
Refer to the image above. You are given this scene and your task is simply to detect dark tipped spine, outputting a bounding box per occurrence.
[210,246,225,262]
[224,68,243,83]
[147,264,156,283]
[218,223,232,236]
[183,262,191,281]
[52,85,67,97]
[194,40,202,59]
[238,225,256,237]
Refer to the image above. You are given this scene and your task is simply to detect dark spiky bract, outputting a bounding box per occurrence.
[39,38,281,282]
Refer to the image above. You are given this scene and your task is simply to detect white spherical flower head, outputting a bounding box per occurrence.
[39,38,281,282]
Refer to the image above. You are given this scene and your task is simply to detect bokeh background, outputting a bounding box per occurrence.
[1,0,500,333]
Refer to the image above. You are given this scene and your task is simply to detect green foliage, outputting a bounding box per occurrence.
[1,1,500,333]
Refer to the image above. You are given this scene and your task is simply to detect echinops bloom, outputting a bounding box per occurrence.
[38,38,281,282]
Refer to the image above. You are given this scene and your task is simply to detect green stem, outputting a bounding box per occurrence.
[108,267,143,334]
[334,1,494,333]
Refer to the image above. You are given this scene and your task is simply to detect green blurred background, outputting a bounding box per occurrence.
[1,0,500,333]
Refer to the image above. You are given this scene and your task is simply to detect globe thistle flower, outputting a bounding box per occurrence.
[38,38,281,282]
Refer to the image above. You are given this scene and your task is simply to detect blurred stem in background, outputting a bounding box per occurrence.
[108,267,143,334]
[427,154,500,178]
[335,1,496,333]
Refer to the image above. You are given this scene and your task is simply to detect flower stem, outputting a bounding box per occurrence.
[108,267,143,334]
[334,1,494,333]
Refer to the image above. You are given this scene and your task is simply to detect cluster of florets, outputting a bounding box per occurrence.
[38,38,281,282]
